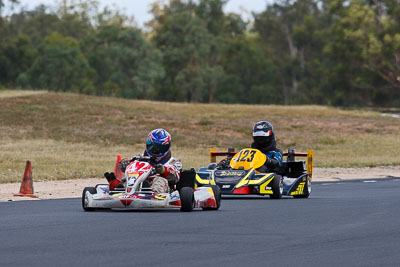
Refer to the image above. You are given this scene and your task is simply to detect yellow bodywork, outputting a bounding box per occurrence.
[259,177,275,194]
[306,150,314,181]
[204,147,314,195]
[234,170,274,191]
[290,182,305,195]
[229,148,266,170]
[209,148,217,163]
[195,173,216,188]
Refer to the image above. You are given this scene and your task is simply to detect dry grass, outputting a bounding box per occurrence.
[0,89,48,98]
[0,139,209,183]
[1,91,399,183]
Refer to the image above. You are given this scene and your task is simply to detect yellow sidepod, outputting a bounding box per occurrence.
[195,173,216,188]
[290,182,305,196]
[257,175,275,194]
[234,170,274,193]
[234,169,255,188]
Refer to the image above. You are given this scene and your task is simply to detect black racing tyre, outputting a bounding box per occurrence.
[293,176,311,199]
[180,187,194,212]
[82,187,97,211]
[270,175,283,199]
[202,185,221,210]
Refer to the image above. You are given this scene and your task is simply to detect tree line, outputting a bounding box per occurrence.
[0,0,399,107]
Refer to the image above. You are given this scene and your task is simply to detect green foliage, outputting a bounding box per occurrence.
[325,0,400,106]
[217,36,278,104]
[254,0,327,105]
[153,10,213,102]
[0,35,36,87]
[0,0,400,107]
[82,25,164,98]
[17,32,94,93]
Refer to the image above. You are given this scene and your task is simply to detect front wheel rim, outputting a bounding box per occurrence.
[84,192,89,207]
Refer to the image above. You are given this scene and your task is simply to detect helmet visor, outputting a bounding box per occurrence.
[253,136,273,146]
[146,141,170,156]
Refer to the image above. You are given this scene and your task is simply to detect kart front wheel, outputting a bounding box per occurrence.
[270,175,283,199]
[82,187,97,211]
[202,185,221,210]
[180,187,194,212]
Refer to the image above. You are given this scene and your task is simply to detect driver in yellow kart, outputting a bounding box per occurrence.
[251,121,283,173]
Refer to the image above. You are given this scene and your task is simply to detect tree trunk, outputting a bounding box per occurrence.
[284,24,298,96]
[300,47,305,70]
[280,72,290,105]
[291,73,298,95]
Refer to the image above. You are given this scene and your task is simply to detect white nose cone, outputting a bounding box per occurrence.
[128,179,135,186]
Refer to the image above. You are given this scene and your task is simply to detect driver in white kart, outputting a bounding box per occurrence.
[105,128,182,193]
[251,121,283,173]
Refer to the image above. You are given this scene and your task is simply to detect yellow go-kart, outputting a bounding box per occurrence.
[195,147,314,199]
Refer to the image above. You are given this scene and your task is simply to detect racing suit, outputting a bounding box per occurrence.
[251,140,283,173]
[145,150,182,193]
[107,150,182,193]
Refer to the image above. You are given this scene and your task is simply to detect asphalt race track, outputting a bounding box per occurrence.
[1,179,400,267]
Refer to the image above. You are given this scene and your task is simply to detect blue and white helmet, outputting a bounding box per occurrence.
[146,128,171,161]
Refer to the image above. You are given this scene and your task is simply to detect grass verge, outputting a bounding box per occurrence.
[1,91,399,183]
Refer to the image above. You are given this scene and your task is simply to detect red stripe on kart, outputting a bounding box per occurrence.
[233,186,252,194]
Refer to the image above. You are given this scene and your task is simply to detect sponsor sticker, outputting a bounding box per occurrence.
[155,194,167,200]
[215,170,244,176]
[170,193,180,201]
[291,182,305,195]
[253,130,271,137]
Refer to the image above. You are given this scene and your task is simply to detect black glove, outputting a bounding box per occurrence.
[217,158,230,169]
[154,164,165,175]
[265,157,279,170]
[104,172,116,181]
[120,159,130,172]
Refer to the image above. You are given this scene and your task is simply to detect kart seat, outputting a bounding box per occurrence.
[279,161,306,176]
[176,169,196,190]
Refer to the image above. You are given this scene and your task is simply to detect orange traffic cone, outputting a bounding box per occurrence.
[113,154,124,180]
[14,161,38,198]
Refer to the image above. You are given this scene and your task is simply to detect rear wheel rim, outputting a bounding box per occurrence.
[84,192,89,207]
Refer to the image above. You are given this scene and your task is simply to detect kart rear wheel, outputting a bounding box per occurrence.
[293,176,311,199]
[180,187,194,212]
[202,185,221,210]
[270,175,283,199]
[82,187,97,211]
